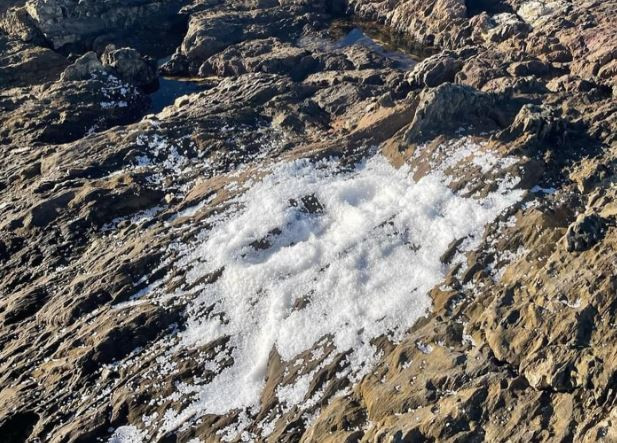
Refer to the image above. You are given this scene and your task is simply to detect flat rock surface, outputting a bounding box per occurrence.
[0,0,616,442]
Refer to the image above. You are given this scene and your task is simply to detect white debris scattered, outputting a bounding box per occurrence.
[154,148,524,434]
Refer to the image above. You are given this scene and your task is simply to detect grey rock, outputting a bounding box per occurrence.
[407,52,463,88]
[478,12,529,43]
[60,52,105,82]
[0,34,68,87]
[101,46,158,89]
[2,0,186,51]
[565,213,607,252]
[507,59,550,77]
[1,0,617,441]
[404,83,499,143]
[0,73,149,145]
[61,48,158,89]
[455,50,509,90]
[506,103,568,144]
[171,5,324,76]
[0,4,46,44]
[198,37,318,81]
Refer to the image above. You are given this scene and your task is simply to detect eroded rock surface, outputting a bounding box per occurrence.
[0,0,616,442]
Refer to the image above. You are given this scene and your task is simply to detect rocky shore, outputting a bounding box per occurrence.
[0,0,616,441]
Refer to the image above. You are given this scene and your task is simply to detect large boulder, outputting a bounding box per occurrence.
[162,5,325,76]
[198,37,318,81]
[1,0,186,51]
[101,46,158,90]
[60,52,105,82]
[60,48,158,90]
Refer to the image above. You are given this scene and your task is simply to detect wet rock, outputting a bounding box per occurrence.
[81,305,180,373]
[564,213,607,252]
[346,0,469,48]
[75,184,165,228]
[158,52,189,76]
[0,411,39,443]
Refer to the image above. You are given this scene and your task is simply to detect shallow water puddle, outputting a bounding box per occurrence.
[148,77,209,113]
[148,18,427,113]
[330,18,431,68]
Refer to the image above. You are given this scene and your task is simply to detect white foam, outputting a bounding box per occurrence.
[108,425,143,443]
[157,152,523,434]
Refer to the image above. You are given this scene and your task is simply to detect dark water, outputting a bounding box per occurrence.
[330,19,432,68]
[148,18,430,112]
[335,27,417,69]
[149,77,209,113]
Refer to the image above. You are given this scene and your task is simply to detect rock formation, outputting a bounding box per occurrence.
[0,0,616,442]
